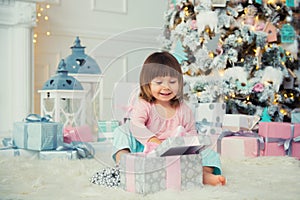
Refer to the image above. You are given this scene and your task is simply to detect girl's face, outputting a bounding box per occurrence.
[150,76,179,104]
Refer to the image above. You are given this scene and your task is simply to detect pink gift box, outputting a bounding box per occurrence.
[120,153,203,195]
[63,125,94,143]
[209,133,262,159]
[119,135,208,195]
[258,122,300,159]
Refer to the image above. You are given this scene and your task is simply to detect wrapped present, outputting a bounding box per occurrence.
[213,131,264,159]
[56,141,95,159]
[259,122,300,159]
[195,103,226,123]
[97,120,119,142]
[291,109,300,123]
[222,114,260,132]
[0,148,39,158]
[97,132,114,142]
[98,120,119,132]
[120,153,203,195]
[63,125,94,143]
[119,135,209,194]
[39,150,78,160]
[13,114,63,151]
[196,123,222,135]
[195,103,226,135]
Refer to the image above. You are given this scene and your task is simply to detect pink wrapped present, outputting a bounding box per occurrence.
[119,135,209,194]
[63,125,94,143]
[258,122,300,159]
[211,131,263,159]
[120,153,202,195]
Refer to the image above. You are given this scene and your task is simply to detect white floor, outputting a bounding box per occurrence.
[1,141,300,200]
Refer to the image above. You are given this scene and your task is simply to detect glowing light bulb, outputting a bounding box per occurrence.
[46,31,51,36]
[34,33,37,38]
[44,16,49,20]
[46,4,50,9]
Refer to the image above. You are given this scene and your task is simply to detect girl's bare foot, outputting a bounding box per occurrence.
[203,172,226,186]
[203,166,226,186]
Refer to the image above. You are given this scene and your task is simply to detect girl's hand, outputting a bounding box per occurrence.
[147,136,162,144]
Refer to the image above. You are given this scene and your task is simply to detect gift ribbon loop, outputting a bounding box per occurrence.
[56,142,95,159]
[25,114,52,123]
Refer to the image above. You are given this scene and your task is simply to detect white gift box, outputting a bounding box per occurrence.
[39,150,78,160]
[195,103,226,124]
[195,103,226,135]
[0,148,39,158]
[222,114,260,132]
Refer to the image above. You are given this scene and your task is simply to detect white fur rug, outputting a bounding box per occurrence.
[1,144,300,200]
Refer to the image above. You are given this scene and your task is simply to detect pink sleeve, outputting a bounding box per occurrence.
[181,103,198,136]
[129,99,156,145]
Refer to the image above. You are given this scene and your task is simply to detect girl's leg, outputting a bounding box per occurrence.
[112,122,144,163]
[115,148,130,164]
[201,148,226,186]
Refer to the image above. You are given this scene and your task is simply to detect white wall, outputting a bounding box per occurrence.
[34,0,167,121]
[0,0,167,136]
[0,0,36,137]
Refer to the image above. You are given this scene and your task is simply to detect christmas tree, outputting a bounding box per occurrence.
[160,0,300,122]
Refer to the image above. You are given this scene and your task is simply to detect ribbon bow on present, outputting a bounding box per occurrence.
[56,142,95,159]
[25,114,52,123]
[264,124,300,156]
[1,138,17,150]
[1,138,21,156]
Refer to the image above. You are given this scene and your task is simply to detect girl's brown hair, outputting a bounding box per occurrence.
[139,51,183,107]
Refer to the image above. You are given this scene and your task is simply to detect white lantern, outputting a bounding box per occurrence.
[64,37,103,132]
[38,59,86,127]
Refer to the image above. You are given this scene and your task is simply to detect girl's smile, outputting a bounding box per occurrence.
[150,76,179,104]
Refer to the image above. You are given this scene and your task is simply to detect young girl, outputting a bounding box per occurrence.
[90,51,225,186]
[112,51,226,186]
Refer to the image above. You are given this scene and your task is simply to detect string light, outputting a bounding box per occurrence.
[34,3,51,44]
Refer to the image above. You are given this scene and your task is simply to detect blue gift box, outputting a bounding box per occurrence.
[292,109,300,123]
[13,121,63,151]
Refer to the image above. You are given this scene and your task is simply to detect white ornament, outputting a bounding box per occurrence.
[261,66,283,92]
[196,11,218,32]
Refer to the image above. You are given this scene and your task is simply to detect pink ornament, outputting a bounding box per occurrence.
[252,83,264,92]
[190,20,197,30]
[255,22,265,31]
[245,16,255,25]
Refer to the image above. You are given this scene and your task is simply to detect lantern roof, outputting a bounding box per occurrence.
[42,59,84,90]
[64,36,101,74]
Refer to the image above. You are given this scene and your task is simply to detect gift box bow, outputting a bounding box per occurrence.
[263,124,300,156]
[195,121,222,135]
[1,138,20,156]
[56,142,95,159]
[25,114,52,123]
[217,131,264,156]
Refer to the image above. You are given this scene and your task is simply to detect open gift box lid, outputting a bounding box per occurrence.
[151,135,211,157]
